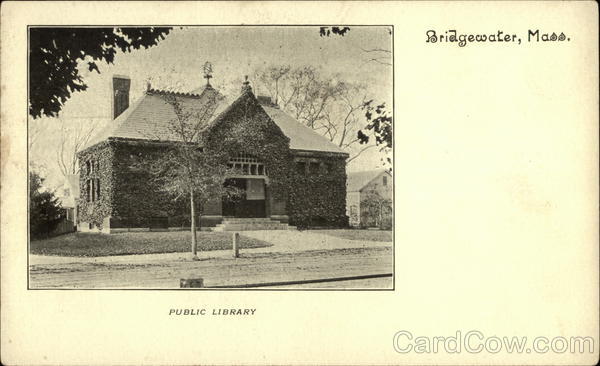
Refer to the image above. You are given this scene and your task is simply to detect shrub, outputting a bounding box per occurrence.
[29,171,64,239]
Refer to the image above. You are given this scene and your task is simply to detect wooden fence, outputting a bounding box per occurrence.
[50,218,76,236]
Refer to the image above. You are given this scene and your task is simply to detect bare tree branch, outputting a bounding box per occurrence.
[55,118,96,179]
[347,144,377,163]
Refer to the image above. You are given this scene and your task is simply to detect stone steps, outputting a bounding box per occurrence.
[212,218,296,232]
[219,218,273,224]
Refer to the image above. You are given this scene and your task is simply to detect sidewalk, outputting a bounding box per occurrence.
[29,230,391,266]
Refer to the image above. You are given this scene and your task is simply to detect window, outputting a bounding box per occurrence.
[230,153,259,164]
[87,159,100,174]
[228,153,266,176]
[96,179,101,200]
[86,179,101,202]
[383,175,388,186]
[308,162,320,174]
[324,162,333,174]
[296,162,306,175]
[86,180,91,202]
[91,179,96,202]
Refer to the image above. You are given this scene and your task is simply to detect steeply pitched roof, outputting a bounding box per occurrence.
[347,169,391,192]
[83,86,229,150]
[261,105,347,154]
[82,86,347,155]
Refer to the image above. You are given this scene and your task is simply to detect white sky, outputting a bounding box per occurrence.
[30,26,393,189]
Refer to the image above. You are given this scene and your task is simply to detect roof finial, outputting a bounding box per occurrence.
[203,61,213,87]
[241,75,251,92]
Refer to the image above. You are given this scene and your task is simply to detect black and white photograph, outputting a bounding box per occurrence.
[2,1,597,365]
[27,26,394,289]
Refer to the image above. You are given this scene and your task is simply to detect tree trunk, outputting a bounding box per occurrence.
[190,190,198,260]
[198,203,202,232]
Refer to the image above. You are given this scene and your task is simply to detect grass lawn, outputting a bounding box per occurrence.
[311,229,393,242]
[30,231,272,257]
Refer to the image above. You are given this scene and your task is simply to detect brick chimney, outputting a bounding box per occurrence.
[112,75,130,119]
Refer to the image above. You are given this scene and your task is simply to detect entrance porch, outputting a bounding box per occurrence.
[200,153,289,228]
[222,178,266,218]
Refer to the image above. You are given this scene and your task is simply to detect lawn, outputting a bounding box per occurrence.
[310,229,393,242]
[30,231,272,257]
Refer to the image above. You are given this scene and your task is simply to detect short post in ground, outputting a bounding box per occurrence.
[180,278,204,288]
[232,232,240,258]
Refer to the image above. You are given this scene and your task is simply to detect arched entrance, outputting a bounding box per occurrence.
[222,154,268,218]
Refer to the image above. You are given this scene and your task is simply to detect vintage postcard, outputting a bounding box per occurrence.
[1,1,598,365]
[25,25,394,290]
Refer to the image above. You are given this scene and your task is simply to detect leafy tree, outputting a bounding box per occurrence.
[143,93,239,260]
[319,26,351,37]
[358,100,393,165]
[29,27,172,118]
[29,171,64,238]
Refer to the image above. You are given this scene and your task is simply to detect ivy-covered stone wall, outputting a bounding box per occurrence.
[205,90,293,209]
[110,141,189,228]
[206,90,349,228]
[287,151,348,228]
[77,140,190,230]
[77,90,349,230]
[77,141,114,229]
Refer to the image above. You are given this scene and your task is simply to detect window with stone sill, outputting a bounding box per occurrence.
[86,179,92,202]
[95,178,101,200]
[295,159,323,176]
[296,161,306,175]
[308,162,320,175]
[86,178,101,203]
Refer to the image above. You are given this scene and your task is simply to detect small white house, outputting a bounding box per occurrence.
[60,174,80,228]
[346,169,392,228]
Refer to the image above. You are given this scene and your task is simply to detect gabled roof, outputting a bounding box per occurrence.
[261,105,347,154]
[83,86,229,150]
[347,169,391,192]
[82,85,347,155]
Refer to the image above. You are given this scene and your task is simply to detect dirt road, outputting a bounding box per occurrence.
[29,247,393,289]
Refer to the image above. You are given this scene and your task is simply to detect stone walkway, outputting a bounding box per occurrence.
[29,230,391,266]
[243,230,390,252]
